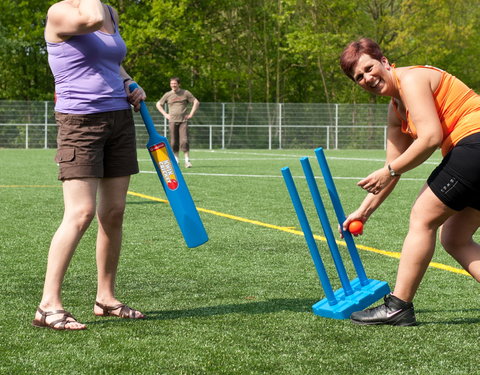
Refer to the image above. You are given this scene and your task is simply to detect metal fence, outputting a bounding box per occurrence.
[0,100,389,149]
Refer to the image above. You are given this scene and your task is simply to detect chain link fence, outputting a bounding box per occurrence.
[0,100,389,149]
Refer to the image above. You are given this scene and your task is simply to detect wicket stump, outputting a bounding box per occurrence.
[281,147,390,319]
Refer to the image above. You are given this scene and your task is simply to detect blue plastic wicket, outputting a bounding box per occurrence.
[282,150,390,319]
[281,167,338,306]
[314,147,369,286]
[300,158,353,296]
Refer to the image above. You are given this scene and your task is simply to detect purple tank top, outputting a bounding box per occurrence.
[46,6,130,114]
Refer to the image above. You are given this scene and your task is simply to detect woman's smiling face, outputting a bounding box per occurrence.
[353,54,393,96]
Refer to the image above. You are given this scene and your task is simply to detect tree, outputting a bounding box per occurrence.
[1,0,480,103]
[0,0,53,100]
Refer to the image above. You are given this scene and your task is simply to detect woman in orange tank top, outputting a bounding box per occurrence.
[338,38,480,326]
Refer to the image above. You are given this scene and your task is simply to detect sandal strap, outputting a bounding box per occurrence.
[95,301,139,318]
[95,301,125,316]
[118,305,136,319]
[36,307,70,325]
[35,307,77,329]
[48,315,72,329]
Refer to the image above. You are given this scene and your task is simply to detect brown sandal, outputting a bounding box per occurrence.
[32,307,86,330]
[95,301,145,319]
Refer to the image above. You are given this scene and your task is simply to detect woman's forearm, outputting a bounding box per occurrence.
[358,175,400,219]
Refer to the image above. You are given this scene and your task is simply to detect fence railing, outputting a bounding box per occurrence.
[0,101,389,149]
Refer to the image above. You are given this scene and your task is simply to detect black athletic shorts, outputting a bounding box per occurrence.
[427,132,480,211]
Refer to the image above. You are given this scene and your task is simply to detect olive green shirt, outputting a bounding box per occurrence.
[158,89,196,122]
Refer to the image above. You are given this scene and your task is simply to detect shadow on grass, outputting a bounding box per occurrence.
[84,298,316,325]
[83,304,480,326]
[416,308,480,325]
[145,298,316,321]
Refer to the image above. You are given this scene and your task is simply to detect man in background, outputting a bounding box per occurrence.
[156,77,200,168]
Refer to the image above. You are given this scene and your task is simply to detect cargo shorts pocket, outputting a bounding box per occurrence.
[55,148,75,164]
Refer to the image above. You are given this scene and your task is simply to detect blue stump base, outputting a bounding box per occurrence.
[312,278,390,319]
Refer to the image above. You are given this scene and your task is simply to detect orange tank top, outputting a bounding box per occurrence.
[391,66,480,155]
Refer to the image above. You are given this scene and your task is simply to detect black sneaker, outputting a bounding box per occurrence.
[350,294,417,326]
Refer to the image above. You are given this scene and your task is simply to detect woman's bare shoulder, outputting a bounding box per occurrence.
[47,1,74,21]
[396,66,441,93]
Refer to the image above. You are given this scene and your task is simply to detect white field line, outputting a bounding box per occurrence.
[138,149,442,165]
[138,149,440,181]
[138,170,426,181]
[194,149,443,165]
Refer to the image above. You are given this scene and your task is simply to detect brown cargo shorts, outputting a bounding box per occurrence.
[54,109,139,181]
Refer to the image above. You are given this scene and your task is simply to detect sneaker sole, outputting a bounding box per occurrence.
[351,319,417,326]
[351,309,417,326]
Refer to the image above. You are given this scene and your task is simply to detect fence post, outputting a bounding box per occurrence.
[335,103,339,150]
[278,103,282,149]
[26,124,29,149]
[326,126,330,150]
[163,104,168,137]
[222,103,225,149]
[268,124,272,150]
[209,125,213,150]
[44,101,48,149]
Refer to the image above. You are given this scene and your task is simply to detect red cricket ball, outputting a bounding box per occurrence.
[348,220,364,235]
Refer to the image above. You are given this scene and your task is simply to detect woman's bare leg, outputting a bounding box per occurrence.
[35,178,98,329]
[392,185,456,302]
[440,207,480,280]
[93,176,144,318]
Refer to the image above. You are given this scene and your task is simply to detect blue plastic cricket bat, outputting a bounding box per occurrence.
[129,82,208,248]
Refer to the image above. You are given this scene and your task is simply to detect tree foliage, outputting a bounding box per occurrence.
[1,0,480,103]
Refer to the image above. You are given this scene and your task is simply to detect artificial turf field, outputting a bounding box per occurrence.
[1,148,479,375]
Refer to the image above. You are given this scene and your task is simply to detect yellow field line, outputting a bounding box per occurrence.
[1,185,470,277]
[127,190,169,203]
[126,190,471,277]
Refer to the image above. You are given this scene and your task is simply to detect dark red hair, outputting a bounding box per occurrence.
[340,38,384,80]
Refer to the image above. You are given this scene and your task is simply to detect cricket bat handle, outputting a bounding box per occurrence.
[128,82,156,137]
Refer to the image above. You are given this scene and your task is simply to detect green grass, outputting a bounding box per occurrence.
[1,148,479,375]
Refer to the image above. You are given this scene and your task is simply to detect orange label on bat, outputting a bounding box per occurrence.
[149,142,179,190]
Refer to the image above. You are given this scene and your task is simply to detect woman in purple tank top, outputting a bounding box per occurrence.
[33,0,146,331]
